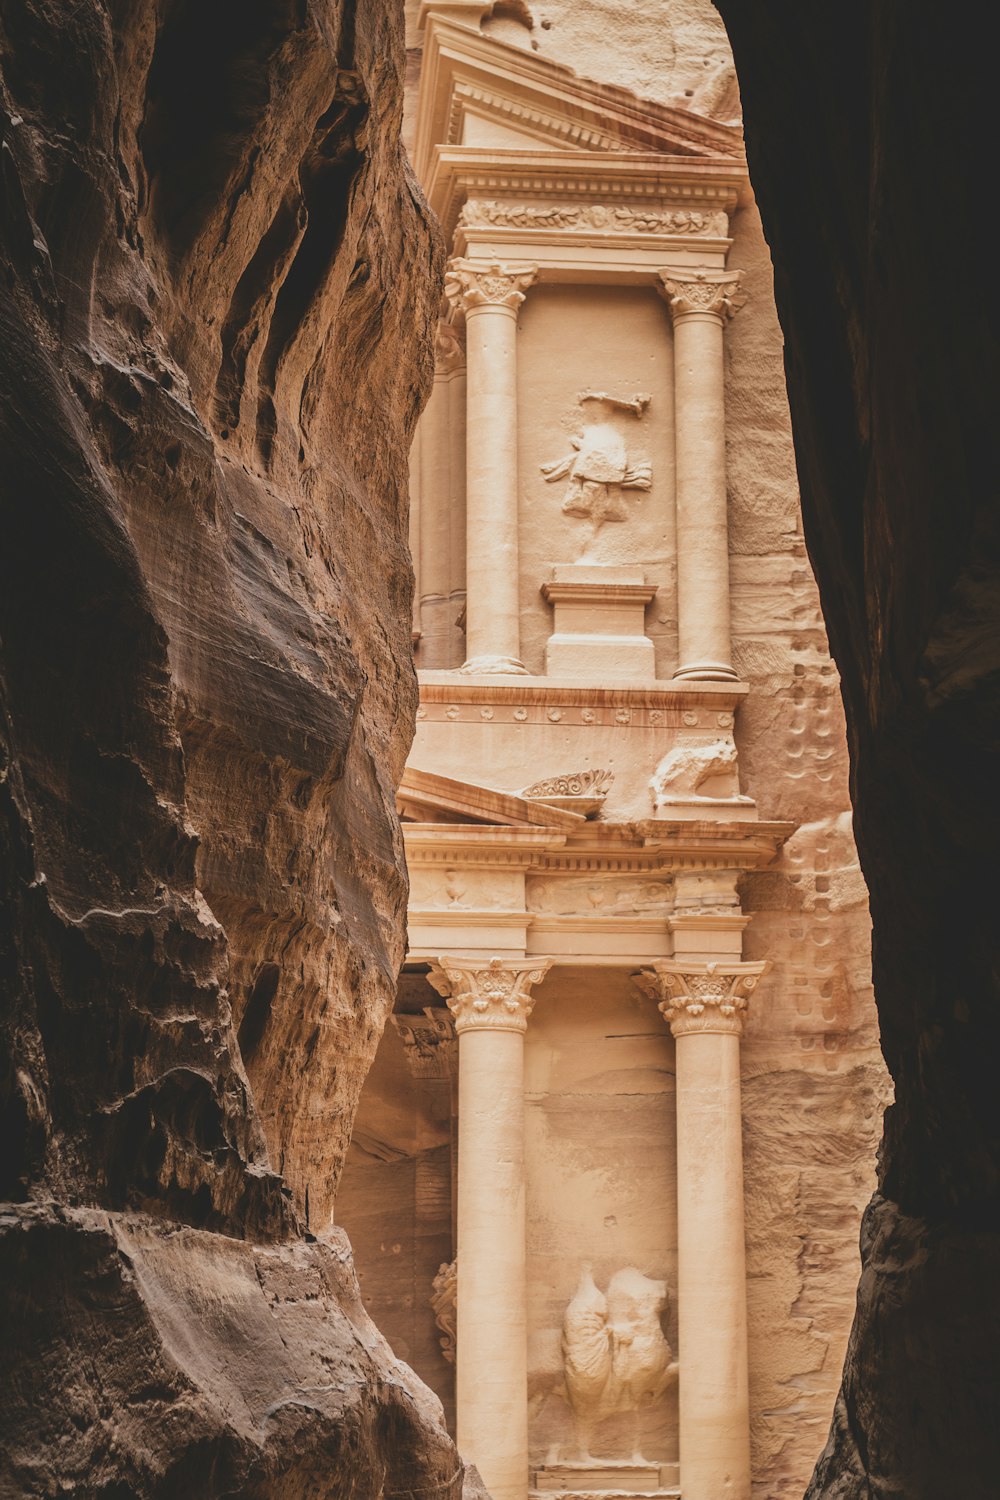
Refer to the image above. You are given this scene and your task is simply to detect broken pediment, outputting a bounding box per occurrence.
[398,765,586,827]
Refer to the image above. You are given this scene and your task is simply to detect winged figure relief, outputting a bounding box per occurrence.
[562,1266,678,1459]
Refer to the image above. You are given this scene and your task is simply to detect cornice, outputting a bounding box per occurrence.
[403,819,794,873]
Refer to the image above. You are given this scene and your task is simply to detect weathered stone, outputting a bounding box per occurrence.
[0,0,453,1492]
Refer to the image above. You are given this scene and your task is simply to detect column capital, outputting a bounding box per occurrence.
[427,954,553,1034]
[634,958,770,1037]
[434,318,465,376]
[389,1007,456,1078]
[658,268,745,323]
[445,258,538,316]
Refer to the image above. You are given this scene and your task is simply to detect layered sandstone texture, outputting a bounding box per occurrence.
[0,0,457,1493]
[714,1,1000,1496]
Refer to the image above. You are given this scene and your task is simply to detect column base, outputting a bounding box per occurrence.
[673,661,739,682]
[459,655,530,675]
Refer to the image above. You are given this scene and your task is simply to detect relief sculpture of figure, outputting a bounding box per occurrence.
[562,1266,678,1461]
[541,393,651,531]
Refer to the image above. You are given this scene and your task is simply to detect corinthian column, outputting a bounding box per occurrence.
[659,269,744,681]
[635,958,769,1500]
[445,259,537,674]
[428,954,552,1500]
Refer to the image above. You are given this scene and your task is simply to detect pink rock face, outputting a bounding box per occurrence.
[0,0,456,1492]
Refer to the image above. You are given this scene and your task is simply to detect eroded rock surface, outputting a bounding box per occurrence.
[713,2,1000,1495]
[0,0,452,1492]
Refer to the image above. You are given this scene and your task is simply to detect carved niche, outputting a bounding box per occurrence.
[541,393,651,531]
[562,1267,678,1454]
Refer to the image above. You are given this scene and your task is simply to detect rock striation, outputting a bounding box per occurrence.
[0,0,455,1493]
[714,2,1000,1496]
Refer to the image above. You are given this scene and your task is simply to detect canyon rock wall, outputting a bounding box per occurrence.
[0,0,455,1493]
[713,2,1000,1497]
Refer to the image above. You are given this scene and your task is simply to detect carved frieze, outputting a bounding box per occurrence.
[658,268,744,321]
[635,959,771,1037]
[458,199,730,237]
[427,954,553,1034]
[444,257,538,314]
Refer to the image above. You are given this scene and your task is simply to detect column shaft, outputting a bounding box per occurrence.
[636,956,767,1500]
[418,373,452,668]
[661,271,743,681]
[448,363,468,664]
[444,260,536,674]
[456,1026,528,1499]
[464,302,521,667]
[674,1027,750,1500]
[428,954,551,1500]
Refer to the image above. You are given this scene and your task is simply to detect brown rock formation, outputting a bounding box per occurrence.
[713,3,1000,1496]
[0,0,455,1493]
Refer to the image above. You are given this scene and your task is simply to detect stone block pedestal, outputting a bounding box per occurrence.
[542,566,656,680]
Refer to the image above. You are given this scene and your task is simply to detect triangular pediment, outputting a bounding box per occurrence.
[398,766,586,828]
[414,14,744,182]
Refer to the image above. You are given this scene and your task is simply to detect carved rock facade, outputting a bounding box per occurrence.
[337,6,887,1500]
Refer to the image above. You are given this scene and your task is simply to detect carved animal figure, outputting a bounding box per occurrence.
[649,736,748,810]
[562,1267,676,1457]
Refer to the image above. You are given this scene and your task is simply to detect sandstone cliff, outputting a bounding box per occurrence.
[714,2,1000,1496]
[0,0,455,1492]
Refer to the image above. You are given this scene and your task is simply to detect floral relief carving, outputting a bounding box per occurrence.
[634,960,771,1037]
[427,955,553,1034]
[658,268,745,321]
[431,1259,457,1364]
[522,769,614,800]
[458,199,729,237]
[444,257,538,313]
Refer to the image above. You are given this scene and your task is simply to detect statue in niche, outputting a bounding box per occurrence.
[541,393,651,531]
[562,1266,677,1460]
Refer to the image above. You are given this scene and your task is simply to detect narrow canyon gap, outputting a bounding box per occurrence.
[712,3,1000,1496]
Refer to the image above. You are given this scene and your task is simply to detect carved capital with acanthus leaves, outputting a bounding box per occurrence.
[444,258,538,316]
[427,954,553,1034]
[634,959,770,1037]
[658,269,745,323]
